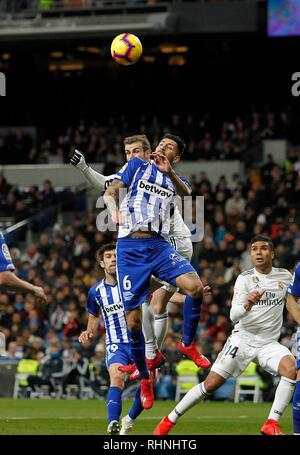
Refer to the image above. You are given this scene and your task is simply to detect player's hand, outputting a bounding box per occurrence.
[33,286,47,304]
[203,286,212,296]
[151,151,172,174]
[246,290,265,310]
[112,211,124,226]
[70,149,87,171]
[78,331,93,344]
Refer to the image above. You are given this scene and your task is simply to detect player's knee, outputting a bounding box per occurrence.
[188,281,203,299]
[282,364,297,381]
[111,375,125,389]
[203,376,219,393]
[126,312,143,332]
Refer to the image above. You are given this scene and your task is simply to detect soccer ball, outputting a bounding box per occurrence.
[111,33,143,66]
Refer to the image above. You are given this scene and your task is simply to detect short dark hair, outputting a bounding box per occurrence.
[162,133,186,156]
[250,235,274,250]
[123,134,151,152]
[96,243,116,263]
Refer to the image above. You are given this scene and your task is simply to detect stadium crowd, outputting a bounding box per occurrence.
[1,109,298,166]
[0,132,299,397]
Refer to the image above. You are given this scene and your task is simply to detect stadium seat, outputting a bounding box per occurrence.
[213,377,236,401]
[234,362,263,403]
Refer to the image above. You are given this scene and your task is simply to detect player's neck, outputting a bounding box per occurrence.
[255,265,273,275]
[104,273,117,285]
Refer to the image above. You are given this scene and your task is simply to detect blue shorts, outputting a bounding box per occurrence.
[116,236,195,311]
[0,233,15,272]
[105,342,133,369]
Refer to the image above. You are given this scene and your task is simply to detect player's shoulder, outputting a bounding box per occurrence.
[241,268,255,277]
[129,157,145,168]
[88,279,104,299]
[294,262,300,276]
[272,267,293,279]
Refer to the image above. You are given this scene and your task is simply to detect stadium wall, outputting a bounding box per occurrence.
[0,161,243,188]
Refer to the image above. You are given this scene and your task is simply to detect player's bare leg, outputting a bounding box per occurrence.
[260,354,296,436]
[153,371,226,435]
[175,271,211,368]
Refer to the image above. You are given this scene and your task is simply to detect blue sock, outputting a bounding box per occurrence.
[183,295,203,346]
[129,385,143,420]
[293,380,300,434]
[127,329,149,379]
[107,386,122,423]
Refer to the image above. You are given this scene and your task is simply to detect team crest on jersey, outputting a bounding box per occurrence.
[123,291,135,301]
[278,281,284,289]
[252,276,259,283]
[2,243,11,260]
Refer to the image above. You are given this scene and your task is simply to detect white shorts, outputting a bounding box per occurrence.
[211,332,293,379]
[152,236,193,292]
[168,236,193,262]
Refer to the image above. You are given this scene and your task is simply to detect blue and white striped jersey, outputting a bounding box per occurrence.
[115,157,190,239]
[87,279,128,345]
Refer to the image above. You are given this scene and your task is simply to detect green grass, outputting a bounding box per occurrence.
[0,399,293,435]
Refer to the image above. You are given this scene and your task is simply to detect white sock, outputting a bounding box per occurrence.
[268,376,296,421]
[168,382,210,423]
[142,300,158,360]
[124,414,133,423]
[155,312,168,349]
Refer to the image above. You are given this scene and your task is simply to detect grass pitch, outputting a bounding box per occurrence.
[0,399,293,435]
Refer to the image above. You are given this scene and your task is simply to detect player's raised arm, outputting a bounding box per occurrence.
[104,157,143,222]
[70,149,115,192]
[151,151,191,197]
[0,270,47,304]
[103,178,126,224]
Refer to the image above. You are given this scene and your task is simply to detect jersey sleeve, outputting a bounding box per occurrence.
[115,157,143,187]
[179,176,192,194]
[288,264,300,297]
[230,274,249,323]
[0,235,15,272]
[87,288,100,317]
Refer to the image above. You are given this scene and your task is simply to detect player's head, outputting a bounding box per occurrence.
[96,243,116,277]
[250,235,274,268]
[123,135,151,162]
[155,133,186,164]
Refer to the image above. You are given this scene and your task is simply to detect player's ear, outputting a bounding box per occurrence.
[173,154,180,164]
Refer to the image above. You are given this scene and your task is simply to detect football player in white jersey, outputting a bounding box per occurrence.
[153,235,297,435]
[70,137,210,373]
[79,243,144,435]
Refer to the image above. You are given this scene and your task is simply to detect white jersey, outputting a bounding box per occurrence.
[230,267,293,347]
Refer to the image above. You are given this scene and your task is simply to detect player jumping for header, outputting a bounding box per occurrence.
[103,134,207,410]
